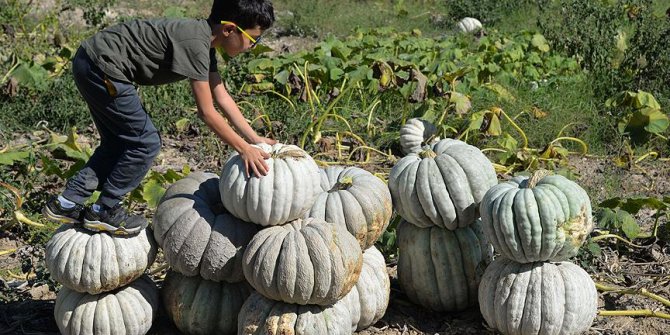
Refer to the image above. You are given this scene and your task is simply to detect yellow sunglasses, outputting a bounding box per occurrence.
[221,20,261,48]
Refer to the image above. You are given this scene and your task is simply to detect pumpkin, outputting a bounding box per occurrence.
[456,17,483,33]
[399,118,439,155]
[219,143,321,227]
[162,271,252,335]
[243,217,363,305]
[342,246,390,332]
[46,225,157,295]
[54,275,159,335]
[479,170,593,263]
[305,166,392,249]
[153,171,259,282]
[238,292,352,335]
[478,258,597,335]
[388,138,497,229]
[397,219,492,311]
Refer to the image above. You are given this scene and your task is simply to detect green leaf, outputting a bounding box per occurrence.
[450,92,471,115]
[634,90,660,110]
[175,118,190,133]
[586,240,602,257]
[598,208,620,230]
[0,151,30,165]
[482,83,515,102]
[618,210,641,240]
[531,33,550,53]
[11,62,49,91]
[641,108,669,134]
[142,179,166,209]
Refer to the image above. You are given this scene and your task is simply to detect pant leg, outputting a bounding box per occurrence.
[63,47,161,208]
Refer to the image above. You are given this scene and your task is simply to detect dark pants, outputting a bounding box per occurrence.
[63,47,161,208]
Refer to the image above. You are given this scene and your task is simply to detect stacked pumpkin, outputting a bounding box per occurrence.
[229,144,392,334]
[478,170,598,334]
[153,170,259,335]
[389,118,497,312]
[45,222,159,334]
[155,143,392,334]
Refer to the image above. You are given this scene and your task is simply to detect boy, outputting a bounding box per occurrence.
[42,0,276,236]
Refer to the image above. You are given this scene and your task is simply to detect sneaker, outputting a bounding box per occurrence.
[42,195,85,225]
[83,203,148,236]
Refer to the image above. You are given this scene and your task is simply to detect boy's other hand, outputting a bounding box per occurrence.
[256,136,277,145]
[240,145,270,178]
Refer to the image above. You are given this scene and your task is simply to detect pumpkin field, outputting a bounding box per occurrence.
[1,0,670,334]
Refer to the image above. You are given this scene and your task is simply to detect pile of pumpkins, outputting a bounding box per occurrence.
[44,117,601,334]
[45,216,160,334]
[396,118,599,334]
[154,143,393,335]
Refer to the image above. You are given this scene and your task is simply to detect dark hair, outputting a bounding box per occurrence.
[208,0,275,30]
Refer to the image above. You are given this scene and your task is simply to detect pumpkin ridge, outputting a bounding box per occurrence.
[434,154,473,228]
[512,189,535,260]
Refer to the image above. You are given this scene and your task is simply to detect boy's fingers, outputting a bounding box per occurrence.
[244,161,251,179]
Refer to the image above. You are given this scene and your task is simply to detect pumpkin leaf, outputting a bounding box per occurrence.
[0,151,30,165]
[531,33,550,53]
[142,179,166,209]
[175,118,190,133]
[618,210,640,240]
[482,83,516,102]
[450,92,471,115]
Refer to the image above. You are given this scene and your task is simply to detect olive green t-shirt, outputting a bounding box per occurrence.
[81,18,217,85]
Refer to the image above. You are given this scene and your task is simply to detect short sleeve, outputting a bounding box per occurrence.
[209,48,218,73]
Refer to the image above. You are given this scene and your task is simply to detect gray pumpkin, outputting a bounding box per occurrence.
[153,171,259,282]
[162,271,252,335]
[54,275,159,335]
[478,258,598,335]
[306,166,392,249]
[243,217,363,305]
[46,225,156,294]
[342,246,390,332]
[238,292,352,335]
[397,219,492,311]
[389,138,497,229]
[399,118,439,155]
[219,143,321,227]
[479,171,593,263]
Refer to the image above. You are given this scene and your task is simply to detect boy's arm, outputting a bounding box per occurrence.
[208,72,276,145]
[190,79,270,177]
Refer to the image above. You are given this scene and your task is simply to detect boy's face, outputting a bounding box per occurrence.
[214,23,263,57]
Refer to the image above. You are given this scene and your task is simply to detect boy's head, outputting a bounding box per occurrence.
[209,0,274,56]
[208,0,275,30]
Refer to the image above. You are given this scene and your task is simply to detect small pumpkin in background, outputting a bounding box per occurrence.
[305,166,392,249]
[162,271,252,335]
[46,225,156,295]
[399,118,439,155]
[397,219,492,312]
[219,143,321,227]
[54,275,159,335]
[342,246,390,332]
[238,292,352,335]
[478,258,598,335]
[153,171,259,282]
[389,138,497,229]
[456,17,483,34]
[243,217,363,306]
[479,170,593,263]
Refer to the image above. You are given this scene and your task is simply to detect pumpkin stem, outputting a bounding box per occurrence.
[330,176,353,192]
[274,148,307,159]
[527,169,552,188]
[419,149,437,159]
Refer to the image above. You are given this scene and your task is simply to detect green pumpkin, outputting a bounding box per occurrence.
[54,275,159,335]
[397,219,492,311]
[479,170,593,263]
[238,292,352,335]
[242,218,363,306]
[162,271,251,335]
[305,166,392,249]
[389,138,497,229]
[153,172,259,282]
[478,258,597,335]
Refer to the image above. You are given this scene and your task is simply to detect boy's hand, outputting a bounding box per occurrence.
[240,145,270,178]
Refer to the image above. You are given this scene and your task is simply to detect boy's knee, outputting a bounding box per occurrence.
[144,132,161,158]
